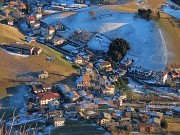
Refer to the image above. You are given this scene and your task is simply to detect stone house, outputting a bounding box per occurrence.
[54,117,65,127]
[49,99,60,111]
[38,71,49,79]
[100,61,112,72]
[76,72,91,89]
[37,92,60,105]
[139,123,155,133]
[103,85,115,95]
[155,71,168,84]
[7,19,14,26]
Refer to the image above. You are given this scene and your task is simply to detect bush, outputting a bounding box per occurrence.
[161,118,168,129]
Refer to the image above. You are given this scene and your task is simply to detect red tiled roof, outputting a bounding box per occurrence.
[49,26,55,31]
[27,16,36,21]
[37,92,60,100]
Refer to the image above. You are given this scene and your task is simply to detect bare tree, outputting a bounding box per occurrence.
[89,10,96,20]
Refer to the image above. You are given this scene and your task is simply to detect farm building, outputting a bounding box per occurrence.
[0,43,42,55]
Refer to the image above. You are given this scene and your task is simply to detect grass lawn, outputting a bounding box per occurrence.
[0,24,77,99]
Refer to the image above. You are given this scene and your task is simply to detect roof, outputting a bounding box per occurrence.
[101,61,111,67]
[140,123,155,127]
[59,85,71,94]
[86,63,93,68]
[27,16,36,21]
[49,26,55,31]
[54,117,65,121]
[37,92,60,100]
[105,85,115,90]
[76,72,91,84]
[156,70,168,76]
[1,43,34,50]
[32,84,43,91]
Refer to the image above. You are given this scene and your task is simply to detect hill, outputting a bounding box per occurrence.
[0,24,77,99]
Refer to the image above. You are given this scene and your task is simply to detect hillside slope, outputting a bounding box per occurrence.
[0,24,77,99]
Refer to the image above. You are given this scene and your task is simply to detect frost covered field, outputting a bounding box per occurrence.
[42,7,167,71]
[162,5,180,19]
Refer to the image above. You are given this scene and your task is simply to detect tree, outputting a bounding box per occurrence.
[89,10,96,20]
[107,38,130,62]
[161,118,168,129]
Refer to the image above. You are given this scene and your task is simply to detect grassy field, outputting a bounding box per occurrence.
[158,15,180,65]
[0,24,77,99]
[165,116,180,135]
[103,0,180,66]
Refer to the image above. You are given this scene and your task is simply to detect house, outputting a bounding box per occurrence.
[84,94,94,100]
[67,91,80,102]
[0,43,42,55]
[33,27,41,35]
[99,118,111,125]
[46,34,54,43]
[7,19,14,26]
[49,110,63,118]
[0,123,4,135]
[76,72,91,89]
[48,26,55,35]
[103,112,112,120]
[75,0,85,4]
[35,13,42,20]
[120,58,133,69]
[31,84,51,93]
[74,55,83,64]
[77,102,98,112]
[100,61,112,72]
[38,71,49,79]
[82,55,90,63]
[57,85,71,95]
[3,9,10,16]
[139,123,155,133]
[18,2,27,10]
[78,90,87,96]
[63,103,77,111]
[27,16,36,26]
[54,22,64,30]
[94,99,110,109]
[100,75,109,86]
[25,37,36,43]
[103,85,115,95]
[172,69,180,79]
[155,71,168,84]
[52,37,65,45]
[108,75,118,83]
[85,63,93,72]
[37,92,60,105]
[172,107,180,117]
[33,21,41,29]
[54,117,65,127]
[49,99,60,111]
[105,121,119,128]
[40,27,48,37]
[74,28,82,35]
[83,111,99,119]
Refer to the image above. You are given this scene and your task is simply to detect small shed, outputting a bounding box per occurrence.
[38,71,49,79]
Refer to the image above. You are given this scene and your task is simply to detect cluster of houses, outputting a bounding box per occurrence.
[120,58,179,86]
[0,1,28,26]
[5,59,176,134]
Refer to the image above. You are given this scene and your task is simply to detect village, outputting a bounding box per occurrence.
[0,0,180,135]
